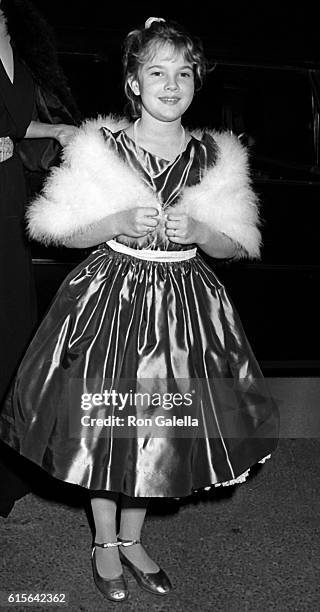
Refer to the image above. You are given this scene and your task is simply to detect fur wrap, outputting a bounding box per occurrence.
[26,115,261,259]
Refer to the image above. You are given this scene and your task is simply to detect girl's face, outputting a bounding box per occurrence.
[130,43,195,123]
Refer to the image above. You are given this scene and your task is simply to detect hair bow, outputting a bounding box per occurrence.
[144,17,166,29]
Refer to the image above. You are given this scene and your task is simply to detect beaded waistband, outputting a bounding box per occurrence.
[0,137,14,163]
[106,239,197,262]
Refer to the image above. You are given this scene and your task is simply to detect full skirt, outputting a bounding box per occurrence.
[0,245,278,497]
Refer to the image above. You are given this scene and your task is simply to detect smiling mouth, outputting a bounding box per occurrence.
[159,97,180,103]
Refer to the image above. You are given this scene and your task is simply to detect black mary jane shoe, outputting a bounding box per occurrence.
[118,538,172,596]
[91,541,129,602]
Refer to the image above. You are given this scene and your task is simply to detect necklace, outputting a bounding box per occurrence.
[133,119,186,162]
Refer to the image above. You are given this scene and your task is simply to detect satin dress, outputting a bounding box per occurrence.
[0,128,279,498]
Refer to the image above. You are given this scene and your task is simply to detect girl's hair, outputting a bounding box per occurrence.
[123,18,209,119]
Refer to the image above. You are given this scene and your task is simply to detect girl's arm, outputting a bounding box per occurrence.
[196,226,239,259]
[165,209,239,259]
[25,121,78,146]
[62,215,118,248]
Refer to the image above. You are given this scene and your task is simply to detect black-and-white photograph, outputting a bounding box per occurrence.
[0,1,319,610]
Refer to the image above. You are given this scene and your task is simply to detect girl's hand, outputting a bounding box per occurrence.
[165,204,207,245]
[114,207,160,238]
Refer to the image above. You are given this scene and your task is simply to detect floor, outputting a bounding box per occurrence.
[1,437,320,611]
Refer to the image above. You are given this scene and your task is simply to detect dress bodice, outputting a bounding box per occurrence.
[101,127,218,250]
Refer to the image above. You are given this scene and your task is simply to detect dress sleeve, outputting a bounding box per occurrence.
[201,132,219,169]
[100,127,118,152]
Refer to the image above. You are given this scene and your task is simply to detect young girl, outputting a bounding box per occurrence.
[0,17,278,603]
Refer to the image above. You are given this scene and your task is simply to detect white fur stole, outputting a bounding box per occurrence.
[26,115,261,259]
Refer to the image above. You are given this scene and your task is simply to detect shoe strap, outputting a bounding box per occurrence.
[93,541,123,549]
[117,537,141,547]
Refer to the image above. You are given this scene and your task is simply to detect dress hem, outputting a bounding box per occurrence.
[191,453,272,496]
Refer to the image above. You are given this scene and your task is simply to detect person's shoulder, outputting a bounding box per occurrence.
[68,116,130,155]
[190,129,218,148]
[189,129,220,165]
[192,129,249,165]
[78,115,130,137]
[100,125,117,144]
[62,117,127,164]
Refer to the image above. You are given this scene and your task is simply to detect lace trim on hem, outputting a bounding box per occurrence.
[191,453,272,494]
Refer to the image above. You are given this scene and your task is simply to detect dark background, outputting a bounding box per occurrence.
[31,2,320,62]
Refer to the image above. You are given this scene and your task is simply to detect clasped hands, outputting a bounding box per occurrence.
[116,205,207,245]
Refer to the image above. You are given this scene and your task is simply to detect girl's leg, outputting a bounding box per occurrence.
[118,494,159,572]
[90,491,122,579]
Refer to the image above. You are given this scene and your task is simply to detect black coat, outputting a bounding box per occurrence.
[0,48,80,516]
[0,49,37,403]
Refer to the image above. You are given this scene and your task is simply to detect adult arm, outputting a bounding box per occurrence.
[25,121,78,146]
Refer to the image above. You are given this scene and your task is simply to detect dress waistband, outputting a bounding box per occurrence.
[106,239,197,262]
[0,137,14,163]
